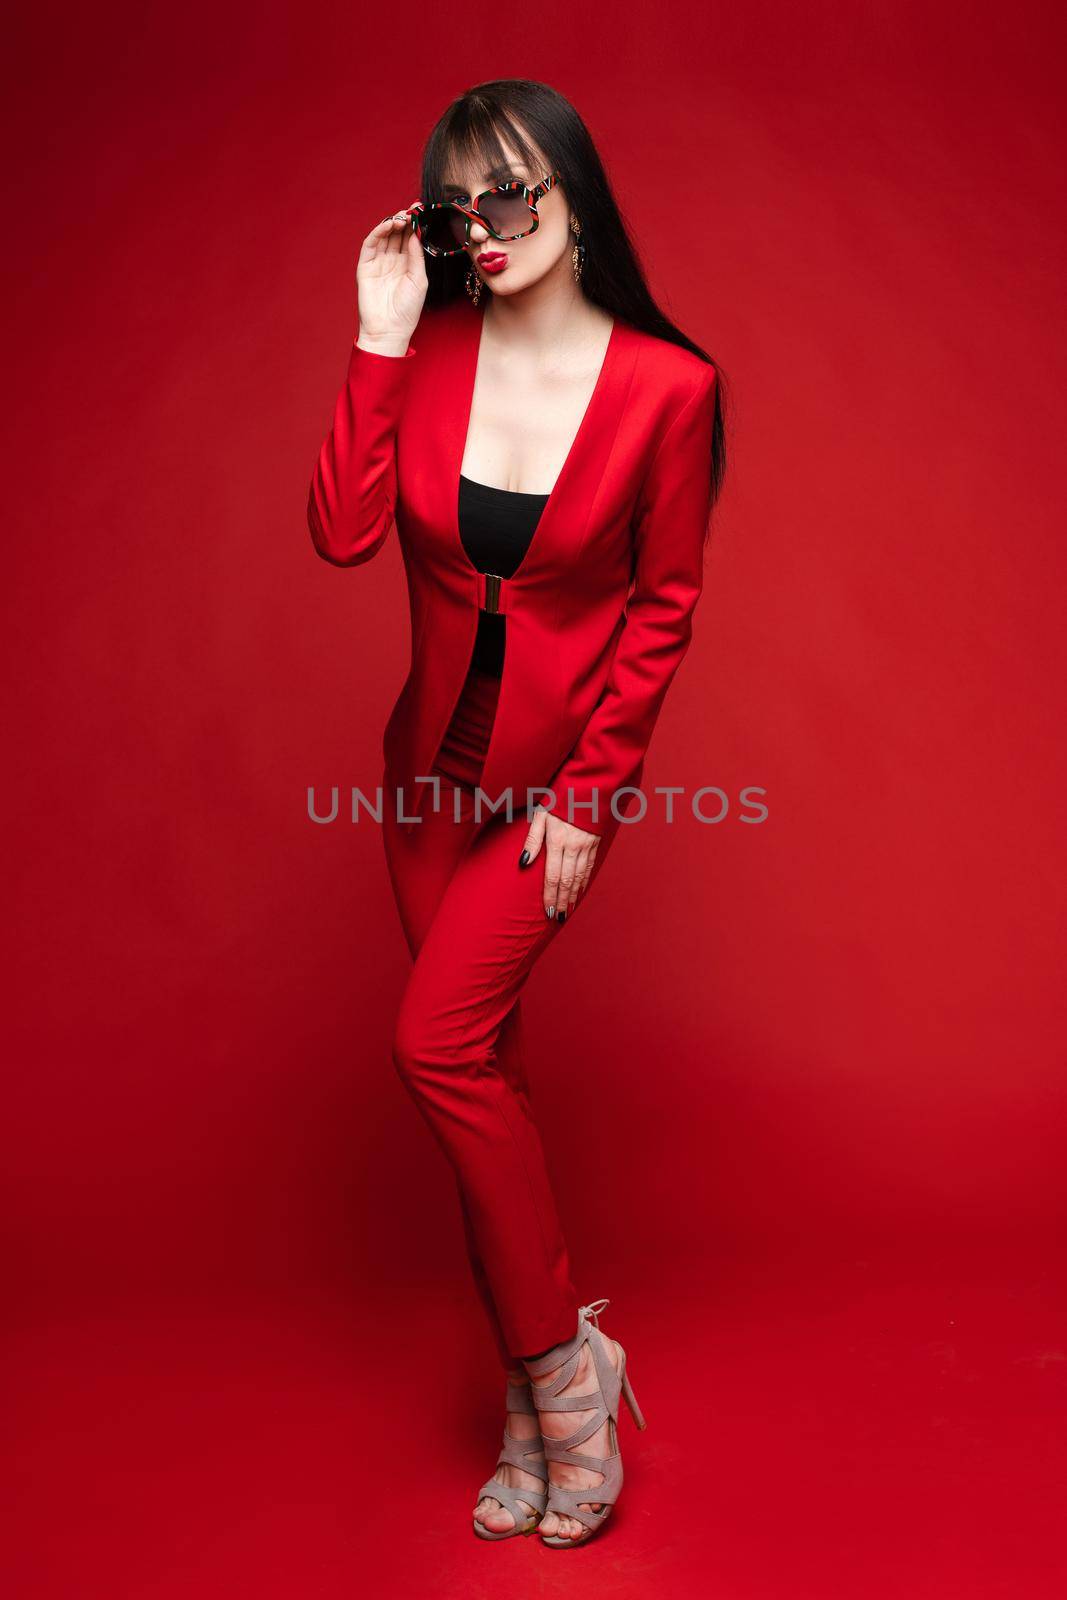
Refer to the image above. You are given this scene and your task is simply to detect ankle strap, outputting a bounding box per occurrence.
[521,1298,611,1383]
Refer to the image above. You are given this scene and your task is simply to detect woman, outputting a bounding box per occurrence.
[307,79,726,1548]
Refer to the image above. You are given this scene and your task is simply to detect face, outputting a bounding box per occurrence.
[439,138,572,296]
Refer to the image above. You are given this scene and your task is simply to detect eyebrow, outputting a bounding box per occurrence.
[442,164,527,197]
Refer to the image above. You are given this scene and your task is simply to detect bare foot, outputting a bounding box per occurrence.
[472,1371,546,1535]
[527,1328,621,1541]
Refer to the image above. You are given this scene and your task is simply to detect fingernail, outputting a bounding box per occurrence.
[546,906,555,919]
[519,849,530,867]
[558,911,567,925]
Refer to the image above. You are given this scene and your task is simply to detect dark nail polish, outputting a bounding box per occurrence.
[519,848,530,867]
[558,911,566,924]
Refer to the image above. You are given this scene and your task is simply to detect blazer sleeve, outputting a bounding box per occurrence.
[541,363,718,836]
[307,339,417,567]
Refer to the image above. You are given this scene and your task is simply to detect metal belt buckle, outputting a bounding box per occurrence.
[481,572,504,614]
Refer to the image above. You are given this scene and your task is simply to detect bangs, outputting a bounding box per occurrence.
[425,100,546,202]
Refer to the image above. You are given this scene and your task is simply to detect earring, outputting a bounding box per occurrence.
[570,217,585,284]
[465,267,482,306]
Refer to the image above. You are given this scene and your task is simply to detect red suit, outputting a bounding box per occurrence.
[308,296,717,1363]
[309,295,718,837]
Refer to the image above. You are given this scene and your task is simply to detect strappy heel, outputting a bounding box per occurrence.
[472,1376,549,1540]
[523,1297,646,1548]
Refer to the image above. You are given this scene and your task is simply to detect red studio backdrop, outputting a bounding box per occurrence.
[4,3,1066,1596]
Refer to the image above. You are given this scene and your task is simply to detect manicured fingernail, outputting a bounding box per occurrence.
[519,849,530,867]
[558,911,567,925]
[546,906,555,919]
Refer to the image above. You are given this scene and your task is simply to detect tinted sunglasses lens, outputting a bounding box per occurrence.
[479,189,536,239]
[419,205,468,254]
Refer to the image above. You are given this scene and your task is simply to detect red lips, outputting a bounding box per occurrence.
[476,252,508,268]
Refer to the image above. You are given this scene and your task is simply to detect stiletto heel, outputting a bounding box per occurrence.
[524,1297,645,1549]
[619,1354,646,1430]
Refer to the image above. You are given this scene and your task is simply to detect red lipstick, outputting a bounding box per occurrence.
[476,252,509,273]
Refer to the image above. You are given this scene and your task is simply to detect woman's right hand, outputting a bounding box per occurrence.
[355,201,428,354]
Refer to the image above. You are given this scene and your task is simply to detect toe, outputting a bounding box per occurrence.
[480,1496,516,1533]
[540,1510,559,1537]
[474,1495,500,1528]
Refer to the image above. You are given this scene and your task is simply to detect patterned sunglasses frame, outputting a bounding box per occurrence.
[409,171,562,257]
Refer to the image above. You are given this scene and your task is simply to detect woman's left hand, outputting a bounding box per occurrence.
[519,809,600,921]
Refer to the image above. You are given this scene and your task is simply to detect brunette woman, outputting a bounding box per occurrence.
[307,78,726,1547]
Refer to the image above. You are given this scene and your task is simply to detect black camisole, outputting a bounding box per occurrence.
[458,473,549,679]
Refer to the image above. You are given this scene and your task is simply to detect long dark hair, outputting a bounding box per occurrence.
[418,79,727,524]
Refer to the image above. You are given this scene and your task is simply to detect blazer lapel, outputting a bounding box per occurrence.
[437,299,639,586]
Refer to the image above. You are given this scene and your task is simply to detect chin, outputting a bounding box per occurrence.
[487,270,547,297]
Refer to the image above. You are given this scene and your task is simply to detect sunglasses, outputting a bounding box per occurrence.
[410,171,561,258]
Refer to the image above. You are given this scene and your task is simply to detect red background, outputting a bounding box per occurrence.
[4,2,1066,1595]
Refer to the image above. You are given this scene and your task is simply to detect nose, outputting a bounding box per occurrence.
[468,217,491,245]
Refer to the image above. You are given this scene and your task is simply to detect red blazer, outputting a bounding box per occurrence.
[308,295,717,837]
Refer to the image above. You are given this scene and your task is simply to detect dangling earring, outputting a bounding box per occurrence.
[465,267,482,306]
[570,217,585,284]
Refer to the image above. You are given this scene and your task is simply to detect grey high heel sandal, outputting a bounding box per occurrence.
[524,1297,646,1549]
[472,1375,549,1540]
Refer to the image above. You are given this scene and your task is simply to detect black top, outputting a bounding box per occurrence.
[458,473,549,678]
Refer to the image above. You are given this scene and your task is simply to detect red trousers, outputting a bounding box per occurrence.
[382,663,618,1368]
